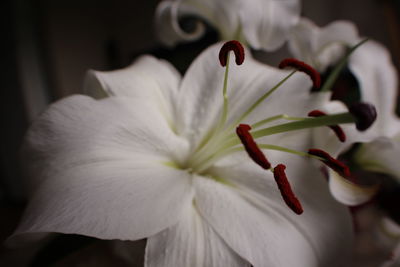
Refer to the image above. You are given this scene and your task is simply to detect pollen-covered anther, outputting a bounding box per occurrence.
[273,164,303,215]
[236,124,271,169]
[308,110,346,142]
[278,58,321,88]
[308,148,351,177]
[348,102,377,131]
[219,40,245,67]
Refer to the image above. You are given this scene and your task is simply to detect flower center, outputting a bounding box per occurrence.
[170,41,377,214]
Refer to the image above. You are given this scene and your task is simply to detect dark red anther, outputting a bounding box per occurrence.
[308,109,346,142]
[219,40,245,67]
[273,164,303,215]
[236,124,271,169]
[348,102,377,131]
[279,58,321,88]
[308,149,351,177]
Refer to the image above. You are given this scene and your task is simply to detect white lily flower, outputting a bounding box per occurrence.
[9,42,360,266]
[155,0,300,51]
[291,18,400,266]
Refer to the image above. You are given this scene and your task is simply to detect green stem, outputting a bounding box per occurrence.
[320,38,369,92]
[251,114,305,129]
[219,53,230,128]
[252,113,354,138]
[223,112,355,148]
[258,144,322,160]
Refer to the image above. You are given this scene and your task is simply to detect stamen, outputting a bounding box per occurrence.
[236,124,271,169]
[219,40,245,67]
[273,164,303,215]
[308,149,351,177]
[348,102,377,131]
[308,110,346,142]
[279,58,321,88]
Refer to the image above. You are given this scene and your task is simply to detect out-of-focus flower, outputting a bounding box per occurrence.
[291,17,400,266]
[287,17,400,204]
[155,0,300,51]
[381,241,400,267]
[324,40,400,206]
[288,18,359,72]
[9,41,362,266]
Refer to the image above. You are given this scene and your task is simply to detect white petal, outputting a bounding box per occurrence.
[83,55,181,126]
[10,162,193,245]
[329,170,379,206]
[288,18,359,71]
[288,18,319,65]
[349,40,400,137]
[194,164,353,267]
[241,0,300,51]
[145,202,250,267]
[23,95,189,187]
[355,137,400,182]
[10,95,193,244]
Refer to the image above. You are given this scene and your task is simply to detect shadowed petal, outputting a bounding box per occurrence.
[145,202,250,267]
[194,165,353,267]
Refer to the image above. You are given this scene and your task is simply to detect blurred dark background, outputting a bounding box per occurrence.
[1,0,399,265]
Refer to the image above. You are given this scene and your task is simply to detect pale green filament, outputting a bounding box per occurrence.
[194,52,231,154]
[251,113,354,139]
[218,112,354,150]
[258,144,322,161]
[219,52,231,129]
[251,114,306,129]
[189,70,300,167]
[189,113,355,172]
[194,147,244,173]
[194,143,324,174]
[233,70,297,126]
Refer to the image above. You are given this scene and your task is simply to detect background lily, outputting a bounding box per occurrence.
[155,0,300,51]
[9,42,357,266]
[288,17,359,73]
[286,16,399,199]
[290,17,400,266]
